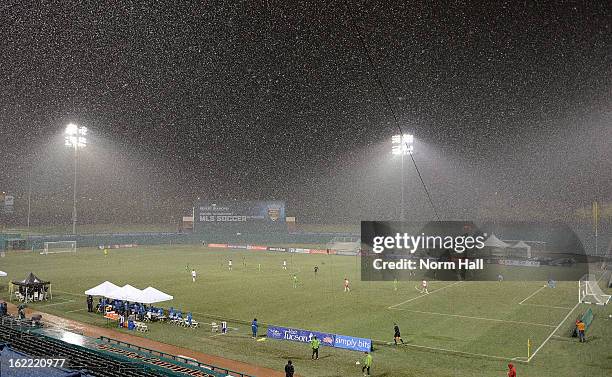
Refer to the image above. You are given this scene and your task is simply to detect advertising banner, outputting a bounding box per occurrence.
[333,335,372,352]
[247,245,267,250]
[289,248,310,254]
[309,249,334,254]
[267,326,335,347]
[267,247,287,252]
[266,326,370,352]
[208,243,228,248]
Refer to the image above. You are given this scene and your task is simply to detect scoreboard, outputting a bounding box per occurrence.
[196,201,286,224]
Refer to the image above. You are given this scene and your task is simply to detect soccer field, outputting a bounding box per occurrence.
[1,245,610,377]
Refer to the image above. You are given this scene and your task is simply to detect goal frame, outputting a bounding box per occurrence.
[579,273,611,306]
[41,241,77,255]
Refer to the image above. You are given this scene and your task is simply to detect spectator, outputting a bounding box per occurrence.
[284,360,294,377]
[87,295,93,312]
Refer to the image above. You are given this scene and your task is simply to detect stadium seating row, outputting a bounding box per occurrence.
[0,316,166,377]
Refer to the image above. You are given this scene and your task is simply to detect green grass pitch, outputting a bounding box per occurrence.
[1,245,610,376]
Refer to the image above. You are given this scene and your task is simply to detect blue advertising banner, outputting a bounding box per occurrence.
[267,326,335,347]
[334,334,372,352]
[267,326,370,352]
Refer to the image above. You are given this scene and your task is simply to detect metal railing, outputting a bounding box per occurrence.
[99,336,256,377]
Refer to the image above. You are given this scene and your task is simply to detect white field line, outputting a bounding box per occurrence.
[518,285,546,305]
[373,338,527,363]
[389,308,556,328]
[39,299,76,307]
[527,301,580,362]
[388,281,462,309]
[53,290,85,297]
[520,303,573,310]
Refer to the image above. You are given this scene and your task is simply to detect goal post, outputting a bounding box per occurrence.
[41,241,77,255]
[579,273,611,305]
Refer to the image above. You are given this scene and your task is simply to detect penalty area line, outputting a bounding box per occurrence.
[388,281,462,309]
[527,301,580,362]
[373,338,527,363]
[388,308,556,328]
[518,285,546,305]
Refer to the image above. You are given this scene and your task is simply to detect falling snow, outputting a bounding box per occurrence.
[0,1,610,225]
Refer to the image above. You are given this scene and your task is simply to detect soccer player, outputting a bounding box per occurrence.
[362,351,372,376]
[310,335,320,360]
[497,273,504,282]
[228,259,233,271]
[221,320,228,334]
[251,318,258,338]
[283,260,287,270]
[421,280,428,294]
[577,320,586,342]
[314,266,318,277]
[191,269,197,283]
[507,363,516,377]
[344,277,350,292]
[393,278,398,291]
[393,323,404,345]
[292,274,298,288]
[103,248,108,257]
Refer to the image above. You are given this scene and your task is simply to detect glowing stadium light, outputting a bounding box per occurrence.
[64,125,87,148]
[391,134,413,155]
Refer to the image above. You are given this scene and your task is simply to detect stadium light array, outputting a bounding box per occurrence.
[391,134,414,155]
[64,124,88,149]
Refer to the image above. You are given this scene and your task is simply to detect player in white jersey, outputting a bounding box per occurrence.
[191,269,197,283]
[282,260,287,270]
[344,277,350,292]
[228,259,233,271]
[421,280,429,294]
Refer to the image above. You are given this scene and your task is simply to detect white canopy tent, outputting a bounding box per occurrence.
[84,281,120,297]
[84,283,173,304]
[106,284,145,302]
[510,240,532,258]
[140,287,173,304]
[484,234,511,248]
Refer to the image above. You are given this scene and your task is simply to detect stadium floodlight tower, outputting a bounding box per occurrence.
[64,123,87,234]
[392,134,413,221]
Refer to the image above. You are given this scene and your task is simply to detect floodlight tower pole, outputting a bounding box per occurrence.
[27,165,32,230]
[401,151,405,221]
[65,123,86,235]
[72,144,78,235]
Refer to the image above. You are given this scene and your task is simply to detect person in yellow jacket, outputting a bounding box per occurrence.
[361,351,372,376]
[310,335,320,360]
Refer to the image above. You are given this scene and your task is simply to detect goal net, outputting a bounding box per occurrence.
[578,273,611,305]
[41,241,77,255]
